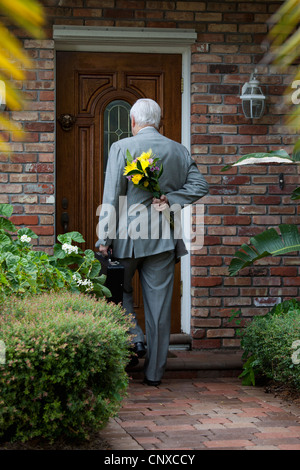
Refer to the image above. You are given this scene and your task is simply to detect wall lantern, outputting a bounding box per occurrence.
[240,70,265,119]
[0,81,6,111]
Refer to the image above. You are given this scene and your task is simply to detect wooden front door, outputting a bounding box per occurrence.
[56,51,182,333]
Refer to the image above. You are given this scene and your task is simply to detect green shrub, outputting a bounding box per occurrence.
[0,204,111,303]
[240,299,300,389]
[0,291,133,442]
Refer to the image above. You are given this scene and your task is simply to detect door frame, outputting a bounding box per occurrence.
[53,26,197,334]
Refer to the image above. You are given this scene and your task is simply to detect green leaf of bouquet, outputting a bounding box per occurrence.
[0,204,13,218]
[126,149,133,163]
[136,159,143,171]
[126,169,143,176]
[158,163,163,178]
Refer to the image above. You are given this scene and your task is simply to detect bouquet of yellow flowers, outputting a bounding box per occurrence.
[123,149,163,199]
[124,149,174,230]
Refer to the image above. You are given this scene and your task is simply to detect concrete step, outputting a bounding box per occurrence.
[128,350,244,379]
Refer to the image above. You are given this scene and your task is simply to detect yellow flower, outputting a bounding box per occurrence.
[138,156,150,172]
[144,181,149,187]
[123,160,137,175]
[132,173,143,184]
[139,149,149,158]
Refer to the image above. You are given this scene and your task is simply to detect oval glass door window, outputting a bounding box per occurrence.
[103,100,132,173]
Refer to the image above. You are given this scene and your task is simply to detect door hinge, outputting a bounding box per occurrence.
[181,77,184,94]
[180,280,183,297]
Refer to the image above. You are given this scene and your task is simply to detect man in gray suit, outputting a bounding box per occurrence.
[96,98,208,386]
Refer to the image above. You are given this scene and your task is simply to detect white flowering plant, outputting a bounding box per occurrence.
[0,204,111,302]
[51,231,111,297]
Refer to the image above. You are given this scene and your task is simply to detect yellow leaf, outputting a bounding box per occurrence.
[0,24,31,69]
[0,0,45,38]
[0,53,25,81]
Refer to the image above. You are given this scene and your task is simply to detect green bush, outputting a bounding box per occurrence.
[0,291,133,442]
[240,299,300,389]
[0,204,111,303]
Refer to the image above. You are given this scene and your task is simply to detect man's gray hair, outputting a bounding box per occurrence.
[130,98,161,129]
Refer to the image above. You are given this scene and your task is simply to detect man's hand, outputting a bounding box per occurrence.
[152,194,169,212]
[99,244,110,257]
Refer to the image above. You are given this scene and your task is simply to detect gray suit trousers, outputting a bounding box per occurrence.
[121,250,176,382]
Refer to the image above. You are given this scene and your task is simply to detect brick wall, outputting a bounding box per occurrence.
[1,0,299,349]
[0,37,55,252]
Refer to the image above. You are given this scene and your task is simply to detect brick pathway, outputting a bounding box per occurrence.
[100,377,300,450]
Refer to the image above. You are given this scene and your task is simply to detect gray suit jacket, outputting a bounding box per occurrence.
[96,127,208,258]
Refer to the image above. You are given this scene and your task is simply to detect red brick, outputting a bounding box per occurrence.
[222,176,250,185]
[239,125,268,135]
[224,216,251,225]
[0,184,22,193]
[253,216,281,225]
[10,215,38,225]
[283,278,300,286]
[210,84,240,94]
[192,339,221,349]
[191,135,222,144]
[28,226,54,236]
[209,206,236,215]
[192,256,223,266]
[253,196,281,205]
[192,277,223,287]
[270,267,298,276]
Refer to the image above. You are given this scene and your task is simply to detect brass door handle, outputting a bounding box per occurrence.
[58,113,76,131]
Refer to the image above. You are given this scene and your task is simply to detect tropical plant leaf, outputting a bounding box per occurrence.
[291,186,300,200]
[292,138,300,162]
[222,149,294,171]
[229,224,300,276]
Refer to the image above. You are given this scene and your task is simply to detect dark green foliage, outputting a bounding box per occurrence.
[239,299,300,389]
[0,292,133,442]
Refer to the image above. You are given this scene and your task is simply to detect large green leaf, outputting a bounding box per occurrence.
[291,186,300,200]
[229,224,300,276]
[222,149,294,172]
[292,138,300,162]
[0,204,13,217]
